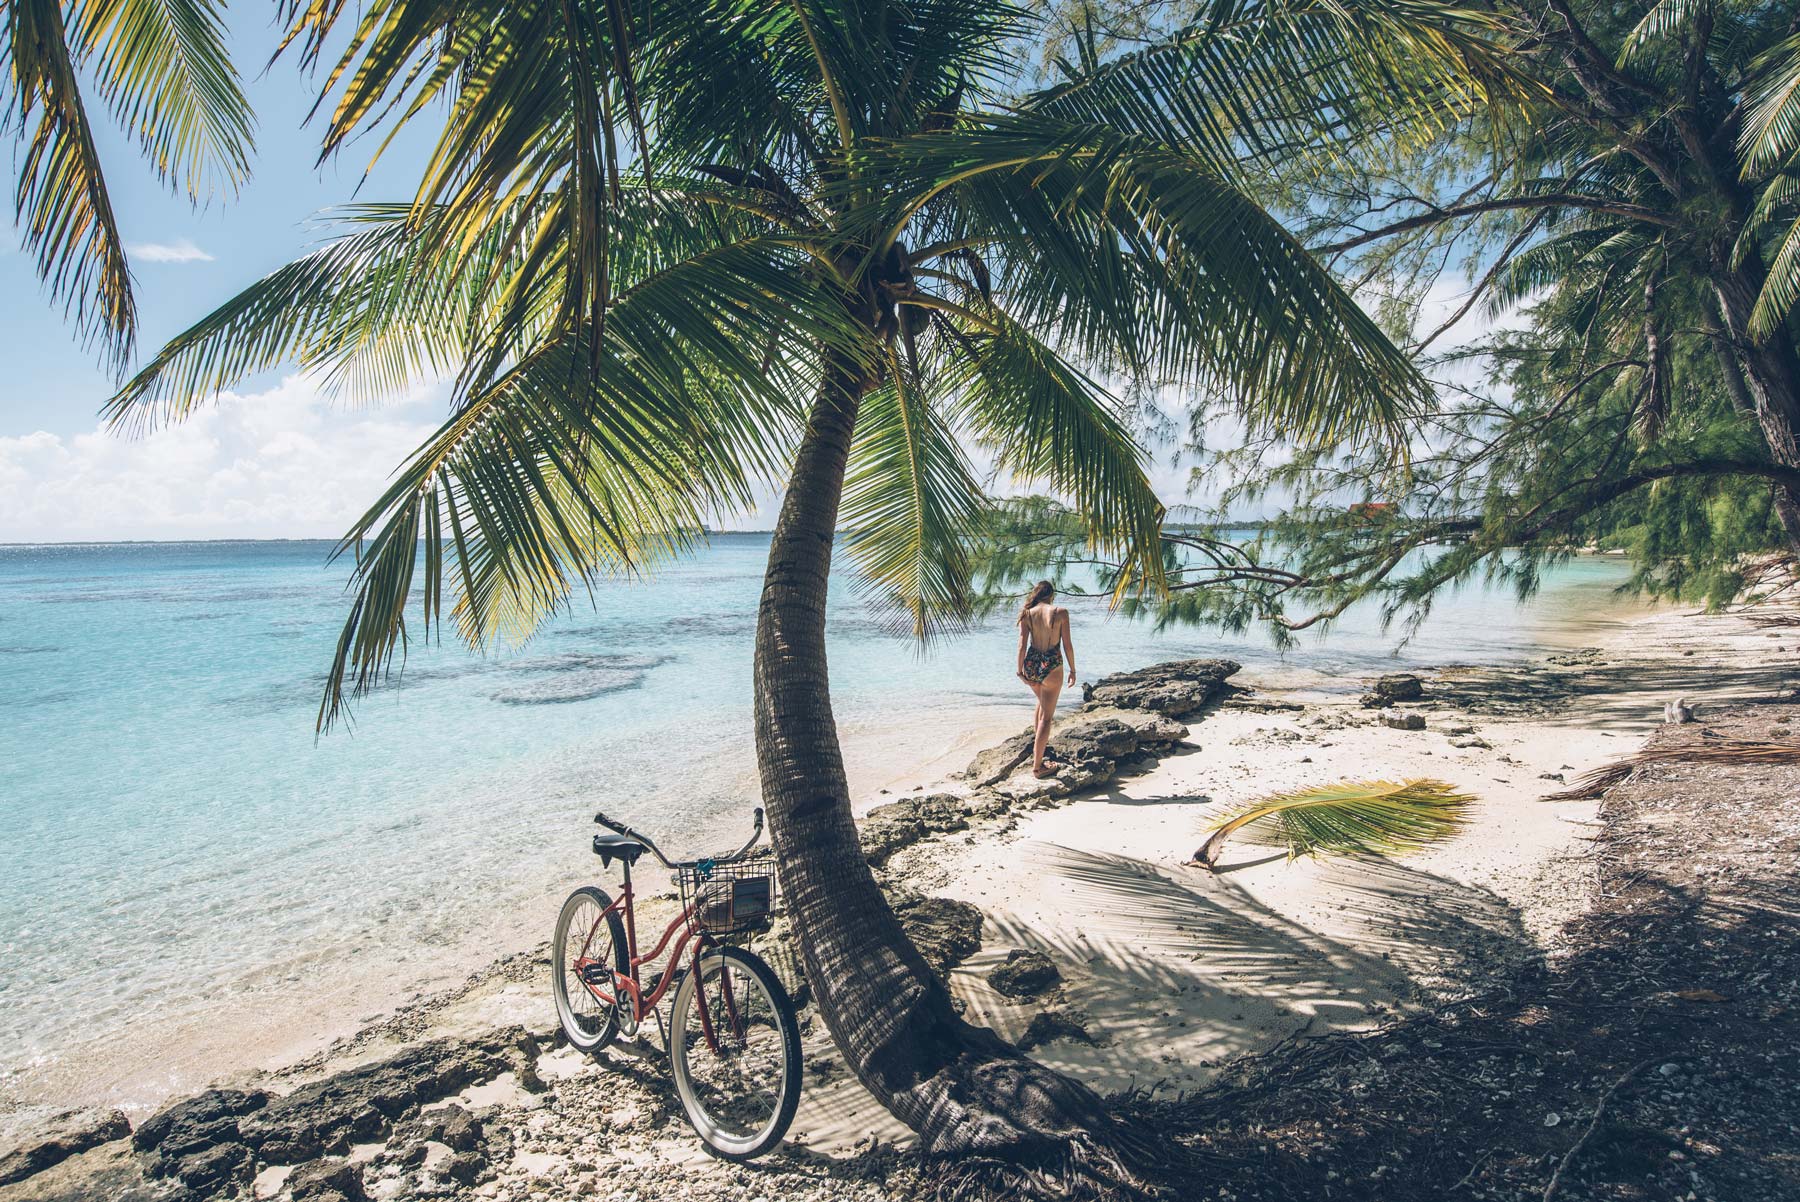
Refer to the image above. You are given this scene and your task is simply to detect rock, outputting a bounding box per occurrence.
[289,1158,368,1202]
[960,732,1035,787]
[0,1109,130,1186]
[1112,713,1191,745]
[164,1141,251,1195]
[0,1139,181,1202]
[133,1089,266,1155]
[1380,711,1426,731]
[1222,695,1305,714]
[1054,717,1141,763]
[133,1088,267,1193]
[238,1033,520,1163]
[990,774,1071,805]
[1360,673,1426,708]
[891,894,983,978]
[1449,736,1493,750]
[1016,1009,1099,1051]
[859,794,969,866]
[987,950,1062,998]
[1081,659,1242,717]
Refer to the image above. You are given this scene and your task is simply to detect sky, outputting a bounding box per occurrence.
[0,15,456,543]
[0,15,1494,545]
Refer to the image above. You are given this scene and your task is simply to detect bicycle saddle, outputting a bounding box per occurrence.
[592,834,646,868]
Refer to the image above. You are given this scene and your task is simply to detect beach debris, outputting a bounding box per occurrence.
[1190,779,1474,870]
[1080,658,1242,717]
[890,894,983,979]
[1663,695,1697,724]
[1016,1009,1100,1051]
[1360,673,1426,708]
[988,949,1062,999]
[1449,736,1493,749]
[1543,740,1800,800]
[1380,711,1427,731]
[0,1107,130,1186]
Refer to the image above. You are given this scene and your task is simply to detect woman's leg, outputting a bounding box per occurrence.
[1032,674,1065,776]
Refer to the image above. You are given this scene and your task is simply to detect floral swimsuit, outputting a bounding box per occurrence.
[1022,644,1063,684]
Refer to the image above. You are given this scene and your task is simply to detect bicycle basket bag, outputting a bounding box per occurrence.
[680,853,776,936]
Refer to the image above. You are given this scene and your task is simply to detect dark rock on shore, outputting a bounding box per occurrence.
[961,732,1035,787]
[237,1030,524,1163]
[1017,1009,1099,1051]
[961,711,1194,799]
[1380,711,1426,731]
[988,949,1061,999]
[133,1088,267,1194]
[1360,672,1425,708]
[0,1110,130,1186]
[287,1158,367,1202]
[1081,659,1241,717]
[859,794,969,866]
[891,894,983,979]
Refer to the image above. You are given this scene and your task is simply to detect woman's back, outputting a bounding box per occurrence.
[1021,603,1062,651]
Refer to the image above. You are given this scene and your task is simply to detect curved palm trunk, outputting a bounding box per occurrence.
[752,354,1134,1170]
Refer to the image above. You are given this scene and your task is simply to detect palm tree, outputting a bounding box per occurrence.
[107,0,1425,1169]
[2,0,254,366]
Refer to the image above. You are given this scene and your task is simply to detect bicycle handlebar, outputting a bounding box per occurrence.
[593,806,765,870]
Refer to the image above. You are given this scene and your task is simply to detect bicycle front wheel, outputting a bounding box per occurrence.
[668,944,802,1160]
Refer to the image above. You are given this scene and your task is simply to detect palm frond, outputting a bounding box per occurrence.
[1741,32,1800,176]
[883,116,1428,449]
[3,0,135,364]
[840,349,990,640]
[1543,740,1800,801]
[76,0,254,199]
[1192,778,1475,869]
[938,311,1168,598]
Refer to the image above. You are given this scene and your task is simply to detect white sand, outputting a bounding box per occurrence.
[789,597,1798,1152]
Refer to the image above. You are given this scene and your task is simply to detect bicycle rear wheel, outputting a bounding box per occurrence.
[668,944,802,1160]
[552,886,628,1053]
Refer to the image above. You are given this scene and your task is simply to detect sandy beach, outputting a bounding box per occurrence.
[6,587,1796,1201]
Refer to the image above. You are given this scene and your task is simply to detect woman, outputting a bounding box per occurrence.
[1015,580,1077,778]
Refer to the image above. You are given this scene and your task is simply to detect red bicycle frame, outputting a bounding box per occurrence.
[573,858,740,1051]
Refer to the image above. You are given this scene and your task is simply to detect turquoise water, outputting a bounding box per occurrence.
[0,537,1636,1113]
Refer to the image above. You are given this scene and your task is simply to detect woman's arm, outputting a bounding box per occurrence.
[1016,621,1030,682]
[1060,610,1076,685]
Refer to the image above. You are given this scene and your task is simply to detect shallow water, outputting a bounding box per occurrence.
[0,536,1638,1116]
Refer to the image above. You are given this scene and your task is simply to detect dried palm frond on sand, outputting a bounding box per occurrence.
[1545,741,1800,800]
[1190,779,1474,870]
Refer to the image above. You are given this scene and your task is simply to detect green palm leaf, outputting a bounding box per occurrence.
[2,0,252,365]
[1192,778,1475,869]
[5,0,136,363]
[840,349,991,639]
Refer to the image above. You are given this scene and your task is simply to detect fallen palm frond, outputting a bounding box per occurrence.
[1544,741,1800,800]
[1744,612,1800,627]
[1190,779,1474,870]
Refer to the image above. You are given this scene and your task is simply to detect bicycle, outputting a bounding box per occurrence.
[551,807,803,1160]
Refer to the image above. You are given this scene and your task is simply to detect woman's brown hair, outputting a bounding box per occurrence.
[1017,580,1055,626]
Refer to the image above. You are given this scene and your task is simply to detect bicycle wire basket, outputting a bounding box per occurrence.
[676,852,777,937]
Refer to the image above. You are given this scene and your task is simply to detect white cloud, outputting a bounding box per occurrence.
[1,375,445,542]
[127,238,215,263]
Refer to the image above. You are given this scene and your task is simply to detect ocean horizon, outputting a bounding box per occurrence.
[0,535,1643,1126]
